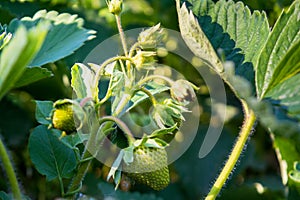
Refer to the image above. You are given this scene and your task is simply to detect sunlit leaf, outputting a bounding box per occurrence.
[179,0,269,84]
[256,0,300,98]
[176,0,223,73]
[266,73,300,121]
[71,63,98,99]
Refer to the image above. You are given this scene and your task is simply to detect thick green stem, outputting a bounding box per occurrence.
[66,93,132,198]
[0,137,22,200]
[65,134,95,196]
[205,101,256,200]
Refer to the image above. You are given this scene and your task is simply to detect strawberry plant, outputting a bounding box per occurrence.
[0,0,299,199]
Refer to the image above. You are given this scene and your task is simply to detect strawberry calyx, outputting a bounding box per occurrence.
[108,135,170,191]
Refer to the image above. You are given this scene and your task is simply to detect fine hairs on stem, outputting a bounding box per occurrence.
[0,136,22,200]
[205,101,256,200]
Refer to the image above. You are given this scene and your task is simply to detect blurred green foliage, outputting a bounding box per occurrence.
[0,0,296,199]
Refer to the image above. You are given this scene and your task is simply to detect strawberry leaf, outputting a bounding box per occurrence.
[178,0,269,85]
[8,10,96,67]
[35,100,53,125]
[265,73,300,121]
[126,82,169,112]
[71,63,98,99]
[28,125,77,181]
[14,67,53,88]
[176,1,223,73]
[0,22,48,100]
[256,1,300,98]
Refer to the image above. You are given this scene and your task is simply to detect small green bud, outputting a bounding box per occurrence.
[107,0,123,15]
[170,80,196,105]
[132,50,156,70]
[138,24,164,49]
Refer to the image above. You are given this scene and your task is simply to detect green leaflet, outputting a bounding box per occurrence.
[35,100,54,125]
[126,82,169,112]
[0,22,49,100]
[8,10,96,67]
[176,0,223,73]
[71,63,98,99]
[265,40,300,96]
[182,0,269,85]
[256,0,300,98]
[14,67,53,88]
[28,125,77,181]
[266,73,300,121]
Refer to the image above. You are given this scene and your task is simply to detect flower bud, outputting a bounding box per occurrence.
[170,80,196,105]
[152,99,187,129]
[132,50,156,70]
[138,24,165,49]
[107,0,123,15]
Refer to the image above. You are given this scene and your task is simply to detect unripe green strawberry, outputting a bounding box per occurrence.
[52,103,76,133]
[123,146,169,190]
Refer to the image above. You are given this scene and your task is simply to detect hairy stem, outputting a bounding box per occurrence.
[115,15,128,56]
[205,100,256,200]
[66,135,95,196]
[0,137,22,200]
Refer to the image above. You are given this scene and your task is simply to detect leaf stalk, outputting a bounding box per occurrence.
[205,100,256,200]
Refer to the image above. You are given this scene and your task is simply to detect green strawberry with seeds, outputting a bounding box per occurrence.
[52,102,76,134]
[122,146,170,190]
